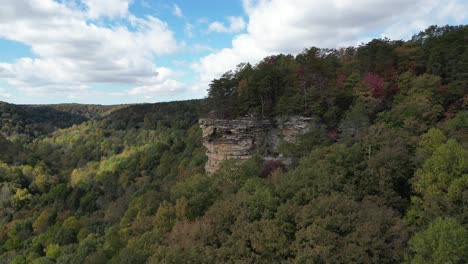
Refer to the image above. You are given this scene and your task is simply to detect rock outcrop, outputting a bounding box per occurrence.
[199,118,271,174]
[277,116,312,143]
[199,116,313,174]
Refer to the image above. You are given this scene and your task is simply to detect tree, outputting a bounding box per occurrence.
[153,201,176,232]
[31,163,55,193]
[338,100,372,143]
[207,71,238,118]
[171,173,219,217]
[362,72,386,98]
[359,124,415,209]
[11,188,32,209]
[293,194,407,263]
[380,74,444,134]
[225,219,290,262]
[33,208,56,234]
[356,38,397,74]
[408,139,468,224]
[407,217,468,264]
[45,243,60,259]
[174,197,191,221]
[415,128,447,166]
[418,128,447,154]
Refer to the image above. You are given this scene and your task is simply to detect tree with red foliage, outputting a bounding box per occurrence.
[362,72,386,98]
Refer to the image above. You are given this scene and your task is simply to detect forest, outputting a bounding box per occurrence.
[0,25,467,263]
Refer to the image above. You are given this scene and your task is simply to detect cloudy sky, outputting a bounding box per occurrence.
[0,0,466,104]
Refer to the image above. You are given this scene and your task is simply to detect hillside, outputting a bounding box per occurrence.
[0,25,467,264]
[0,102,131,145]
[0,102,88,144]
[33,104,131,119]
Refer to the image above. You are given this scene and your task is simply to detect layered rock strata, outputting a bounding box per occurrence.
[199,116,312,173]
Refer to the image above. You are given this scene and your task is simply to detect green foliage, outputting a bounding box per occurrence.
[0,134,22,163]
[11,188,32,209]
[153,201,176,232]
[275,144,363,202]
[380,74,444,134]
[418,128,447,154]
[227,219,290,262]
[409,139,467,224]
[443,111,468,148]
[45,243,60,259]
[33,208,56,234]
[292,194,407,263]
[278,125,331,158]
[407,218,468,264]
[0,101,88,144]
[171,173,220,217]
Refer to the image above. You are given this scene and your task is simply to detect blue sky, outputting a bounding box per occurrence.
[0,0,466,105]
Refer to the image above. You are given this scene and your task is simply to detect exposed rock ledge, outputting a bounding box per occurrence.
[199,116,312,174]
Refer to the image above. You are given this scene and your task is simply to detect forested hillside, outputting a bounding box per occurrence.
[0,102,88,144]
[0,102,130,145]
[0,25,467,263]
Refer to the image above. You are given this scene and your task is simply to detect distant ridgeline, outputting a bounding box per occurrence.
[33,104,130,119]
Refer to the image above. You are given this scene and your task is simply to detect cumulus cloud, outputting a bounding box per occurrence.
[193,0,467,94]
[128,67,185,98]
[0,0,184,99]
[208,16,246,33]
[173,4,184,18]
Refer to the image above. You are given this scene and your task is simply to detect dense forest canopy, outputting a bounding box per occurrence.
[0,102,90,144]
[207,25,466,122]
[0,25,467,263]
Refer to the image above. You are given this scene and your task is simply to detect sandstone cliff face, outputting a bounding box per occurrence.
[199,118,271,174]
[199,116,312,174]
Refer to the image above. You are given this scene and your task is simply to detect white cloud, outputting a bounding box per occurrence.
[0,0,183,99]
[82,0,132,19]
[208,22,226,32]
[193,0,468,94]
[173,4,184,18]
[208,16,246,33]
[128,67,185,98]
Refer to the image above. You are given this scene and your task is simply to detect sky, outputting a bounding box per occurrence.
[0,0,466,105]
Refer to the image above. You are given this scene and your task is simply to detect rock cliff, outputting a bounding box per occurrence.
[199,116,312,173]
